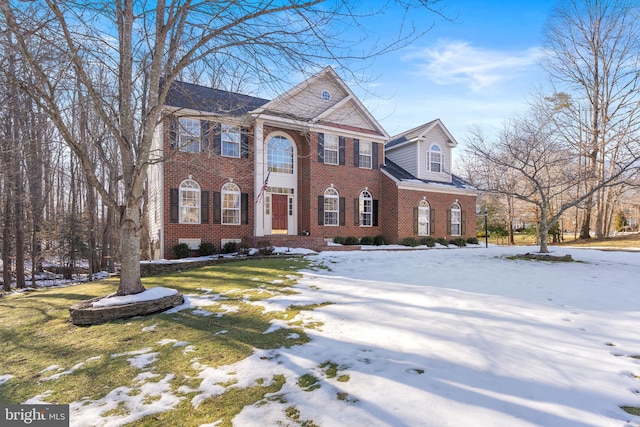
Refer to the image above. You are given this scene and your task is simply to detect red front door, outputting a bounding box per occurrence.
[272,194,288,233]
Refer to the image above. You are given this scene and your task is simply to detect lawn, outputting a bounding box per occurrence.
[1,244,640,426]
[0,257,318,426]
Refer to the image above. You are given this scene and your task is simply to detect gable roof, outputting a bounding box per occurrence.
[382,159,475,191]
[252,66,389,139]
[165,81,269,116]
[387,119,457,150]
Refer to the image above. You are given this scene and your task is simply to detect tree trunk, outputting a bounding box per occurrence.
[539,227,549,253]
[117,198,145,296]
[579,204,592,239]
[2,196,11,292]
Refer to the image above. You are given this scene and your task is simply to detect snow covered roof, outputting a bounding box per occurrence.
[382,159,475,190]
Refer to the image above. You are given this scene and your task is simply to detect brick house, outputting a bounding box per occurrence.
[147,66,476,258]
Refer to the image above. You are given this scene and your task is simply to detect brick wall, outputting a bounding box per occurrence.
[300,131,384,241]
[161,116,255,257]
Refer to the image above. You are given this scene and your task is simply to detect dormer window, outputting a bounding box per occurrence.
[428,144,442,173]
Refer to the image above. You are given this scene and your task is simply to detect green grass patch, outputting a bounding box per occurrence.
[621,406,640,416]
[0,257,315,425]
[297,374,320,391]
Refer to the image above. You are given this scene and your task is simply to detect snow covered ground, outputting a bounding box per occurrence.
[25,245,640,426]
[229,245,640,427]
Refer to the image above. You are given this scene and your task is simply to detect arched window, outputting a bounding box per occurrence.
[324,187,339,226]
[450,202,461,236]
[418,199,430,236]
[359,190,373,226]
[267,135,294,174]
[428,144,442,173]
[179,179,200,223]
[222,182,241,225]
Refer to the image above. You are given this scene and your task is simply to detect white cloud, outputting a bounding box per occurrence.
[405,40,544,91]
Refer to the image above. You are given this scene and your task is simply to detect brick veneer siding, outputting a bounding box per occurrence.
[157,116,475,258]
[299,131,384,241]
[161,117,255,257]
[381,173,476,244]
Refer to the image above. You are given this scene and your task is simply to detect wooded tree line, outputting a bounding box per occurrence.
[461,0,640,253]
[0,36,121,291]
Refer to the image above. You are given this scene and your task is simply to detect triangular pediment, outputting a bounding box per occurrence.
[387,119,457,150]
[253,66,388,138]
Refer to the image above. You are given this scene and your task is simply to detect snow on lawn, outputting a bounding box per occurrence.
[60,245,640,426]
[232,246,640,427]
[92,287,178,307]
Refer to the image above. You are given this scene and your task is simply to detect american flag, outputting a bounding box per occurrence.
[254,171,270,203]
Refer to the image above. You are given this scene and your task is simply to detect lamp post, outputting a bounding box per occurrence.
[484,210,488,248]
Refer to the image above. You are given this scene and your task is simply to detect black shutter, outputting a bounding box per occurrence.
[317,133,324,163]
[447,209,452,235]
[354,198,359,226]
[212,123,221,155]
[413,207,418,234]
[339,197,345,226]
[241,127,249,158]
[353,139,359,167]
[339,136,346,165]
[318,195,324,225]
[373,200,378,226]
[430,208,435,235]
[241,193,249,224]
[213,191,221,224]
[170,188,179,223]
[200,121,210,153]
[372,143,379,169]
[169,117,178,150]
[461,211,466,235]
[201,191,210,224]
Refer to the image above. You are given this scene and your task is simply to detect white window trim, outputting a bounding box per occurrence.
[179,117,200,153]
[418,200,430,236]
[221,124,241,158]
[451,202,461,236]
[359,141,372,169]
[324,134,339,165]
[178,238,201,250]
[267,135,294,174]
[359,190,372,227]
[428,144,442,173]
[222,182,241,225]
[179,179,200,224]
[324,187,339,226]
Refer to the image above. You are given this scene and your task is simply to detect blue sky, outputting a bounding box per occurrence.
[351,0,558,143]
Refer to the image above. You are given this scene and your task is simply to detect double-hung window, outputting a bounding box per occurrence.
[451,202,461,236]
[222,183,241,225]
[324,187,339,226]
[324,134,339,165]
[418,200,430,236]
[179,179,200,223]
[428,144,442,173]
[359,190,372,226]
[359,141,372,169]
[179,118,201,153]
[221,124,241,158]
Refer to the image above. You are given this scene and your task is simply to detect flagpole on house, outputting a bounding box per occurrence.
[255,171,270,204]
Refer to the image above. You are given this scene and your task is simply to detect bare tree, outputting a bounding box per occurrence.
[0,0,447,296]
[543,0,640,239]
[465,97,640,253]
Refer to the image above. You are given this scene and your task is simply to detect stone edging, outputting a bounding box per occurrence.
[69,293,184,326]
